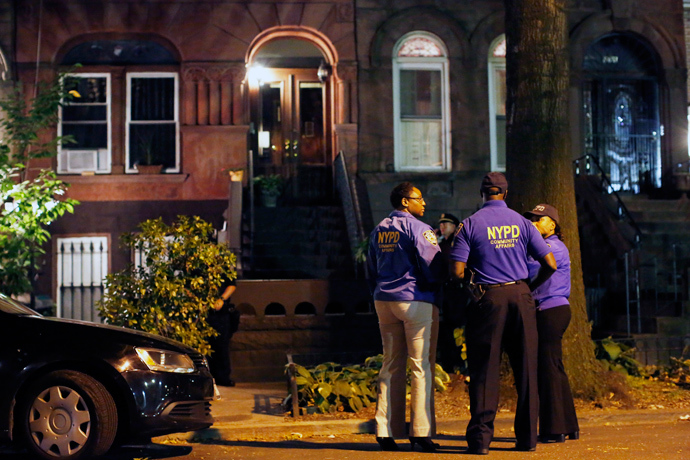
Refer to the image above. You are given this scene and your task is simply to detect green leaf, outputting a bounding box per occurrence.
[349,396,364,412]
[317,382,332,399]
[333,379,352,397]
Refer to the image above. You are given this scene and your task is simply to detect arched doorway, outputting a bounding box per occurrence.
[246,34,336,204]
[582,33,662,193]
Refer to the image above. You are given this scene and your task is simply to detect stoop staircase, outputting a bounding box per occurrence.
[242,206,354,280]
[620,195,690,331]
[574,157,689,339]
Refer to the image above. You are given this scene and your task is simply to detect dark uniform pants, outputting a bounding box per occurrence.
[465,282,538,450]
[207,306,240,385]
[537,305,579,436]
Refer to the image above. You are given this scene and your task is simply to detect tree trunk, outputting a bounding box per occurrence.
[504,0,602,397]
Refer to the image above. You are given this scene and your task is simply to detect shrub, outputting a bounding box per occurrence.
[97,216,236,355]
[288,354,451,414]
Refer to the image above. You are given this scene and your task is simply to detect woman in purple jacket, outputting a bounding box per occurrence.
[367,182,446,452]
[524,204,580,444]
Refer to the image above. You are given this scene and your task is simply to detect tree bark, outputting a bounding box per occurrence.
[504,0,602,397]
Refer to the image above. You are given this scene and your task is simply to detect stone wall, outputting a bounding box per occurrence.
[230,279,380,381]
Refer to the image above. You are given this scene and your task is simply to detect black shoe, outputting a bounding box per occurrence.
[376,437,399,451]
[515,443,536,452]
[467,446,489,455]
[409,437,438,452]
[538,434,566,443]
[567,431,580,440]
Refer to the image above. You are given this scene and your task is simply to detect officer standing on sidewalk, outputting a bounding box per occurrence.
[367,182,446,452]
[449,172,557,455]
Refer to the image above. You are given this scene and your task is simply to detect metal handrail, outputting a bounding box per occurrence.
[573,153,642,242]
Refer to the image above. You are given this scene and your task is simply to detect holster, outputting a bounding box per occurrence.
[465,269,485,303]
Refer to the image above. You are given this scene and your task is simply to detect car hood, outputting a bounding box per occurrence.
[24,315,198,354]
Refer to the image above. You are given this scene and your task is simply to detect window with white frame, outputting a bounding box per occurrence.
[56,236,109,323]
[488,35,507,172]
[392,32,451,172]
[58,74,111,173]
[126,72,180,173]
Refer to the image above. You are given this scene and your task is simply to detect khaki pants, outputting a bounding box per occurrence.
[374,300,439,438]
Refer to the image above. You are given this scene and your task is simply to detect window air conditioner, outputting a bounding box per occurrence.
[66,150,98,172]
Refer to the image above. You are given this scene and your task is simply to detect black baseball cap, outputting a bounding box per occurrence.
[524,203,560,225]
[480,172,508,194]
[438,213,460,226]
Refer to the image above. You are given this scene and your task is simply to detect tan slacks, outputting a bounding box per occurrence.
[374,300,439,438]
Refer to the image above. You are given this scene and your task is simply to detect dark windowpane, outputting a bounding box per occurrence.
[400,70,441,118]
[131,78,175,121]
[62,106,106,122]
[64,77,107,103]
[62,124,107,149]
[61,40,178,66]
[129,123,176,168]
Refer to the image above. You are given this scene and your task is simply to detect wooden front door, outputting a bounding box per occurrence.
[254,68,332,203]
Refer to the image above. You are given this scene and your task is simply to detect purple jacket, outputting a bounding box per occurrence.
[528,234,570,310]
[449,200,552,285]
[367,210,445,304]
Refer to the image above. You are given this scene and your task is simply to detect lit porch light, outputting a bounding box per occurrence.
[246,63,272,84]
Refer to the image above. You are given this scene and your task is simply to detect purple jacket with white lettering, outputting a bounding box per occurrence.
[367,210,445,304]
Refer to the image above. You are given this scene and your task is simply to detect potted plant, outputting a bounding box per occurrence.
[253,174,284,207]
[135,133,163,174]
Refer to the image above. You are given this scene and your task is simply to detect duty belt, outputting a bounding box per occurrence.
[479,280,521,289]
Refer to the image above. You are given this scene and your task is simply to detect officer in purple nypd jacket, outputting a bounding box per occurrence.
[449,172,557,455]
[367,182,446,453]
[524,204,580,444]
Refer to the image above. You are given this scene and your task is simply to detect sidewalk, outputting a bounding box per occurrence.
[155,382,690,443]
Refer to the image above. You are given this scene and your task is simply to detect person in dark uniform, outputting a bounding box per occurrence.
[523,203,580,444]
[436,213,466,372]
[449,172,557,455]
[207,275,240,387]
[367,182,446,453]
[438,213,460,256]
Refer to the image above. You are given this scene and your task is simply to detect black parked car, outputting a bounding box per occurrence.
[0,293,215,460]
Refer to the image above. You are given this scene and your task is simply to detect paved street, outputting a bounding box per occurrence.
[3,412,688,459]
[1,382,688,459]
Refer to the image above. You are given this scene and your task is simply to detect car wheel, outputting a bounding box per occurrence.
[17,370,118,460]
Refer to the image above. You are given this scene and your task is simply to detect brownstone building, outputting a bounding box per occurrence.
[2,1,689,378]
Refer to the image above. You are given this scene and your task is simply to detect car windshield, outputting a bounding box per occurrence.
[0,294,42,316]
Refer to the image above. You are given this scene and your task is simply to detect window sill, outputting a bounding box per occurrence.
[59,173,190,184]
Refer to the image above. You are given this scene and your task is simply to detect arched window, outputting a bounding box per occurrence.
[392,32,451,172]
[58,39,180,175]
[488,35,507,172]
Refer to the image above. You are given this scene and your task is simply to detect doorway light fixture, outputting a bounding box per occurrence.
[246,63,271,84]
[317,60,331,83]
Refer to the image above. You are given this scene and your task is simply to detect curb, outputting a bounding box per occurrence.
[154,408,690,444]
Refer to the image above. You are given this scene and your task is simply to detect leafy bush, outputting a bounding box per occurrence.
[289,354,451,414]
[0,71,79,296]
[97,216,236,355]
[595,337,645,377]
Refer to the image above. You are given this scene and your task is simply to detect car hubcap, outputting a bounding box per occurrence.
[29,386,91,457]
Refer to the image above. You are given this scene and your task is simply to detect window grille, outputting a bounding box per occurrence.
[56,236,108,322]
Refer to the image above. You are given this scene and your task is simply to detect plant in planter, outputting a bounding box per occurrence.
[254,174,284,207]
[135,133,163,174]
